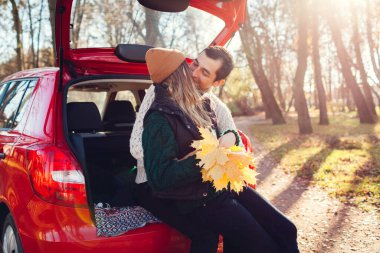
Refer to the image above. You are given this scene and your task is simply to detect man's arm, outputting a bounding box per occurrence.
[209,93,237,132]
[208,93,242,147]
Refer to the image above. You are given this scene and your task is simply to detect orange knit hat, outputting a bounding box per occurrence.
[145,48,186,83]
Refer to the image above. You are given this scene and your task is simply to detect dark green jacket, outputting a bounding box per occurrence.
[142,85,220,213]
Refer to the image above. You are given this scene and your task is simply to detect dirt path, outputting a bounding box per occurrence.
[234,115,380,253]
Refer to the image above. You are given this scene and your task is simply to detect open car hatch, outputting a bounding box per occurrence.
[55,0,247,77]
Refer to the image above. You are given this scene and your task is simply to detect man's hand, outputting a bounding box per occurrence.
[218,132,236,148]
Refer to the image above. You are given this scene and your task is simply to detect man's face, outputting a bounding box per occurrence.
[189,52,225,91]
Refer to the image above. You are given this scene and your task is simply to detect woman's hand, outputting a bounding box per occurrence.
[218,132,236,148]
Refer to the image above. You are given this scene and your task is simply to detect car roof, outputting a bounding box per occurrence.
[1,67,59,83]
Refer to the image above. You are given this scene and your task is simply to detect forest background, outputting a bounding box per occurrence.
[0,0,379,216]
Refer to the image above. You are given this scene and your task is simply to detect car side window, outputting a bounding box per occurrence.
[0,80,37,129]
[13,80,37,128]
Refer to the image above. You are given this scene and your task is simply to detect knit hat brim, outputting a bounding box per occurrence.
[145,48,186,83]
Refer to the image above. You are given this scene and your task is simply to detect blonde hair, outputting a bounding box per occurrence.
[162,62,212,128]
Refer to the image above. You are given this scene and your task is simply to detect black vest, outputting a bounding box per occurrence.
[143,85,217,200]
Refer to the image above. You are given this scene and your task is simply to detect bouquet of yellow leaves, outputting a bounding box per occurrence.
[191,128,258,193]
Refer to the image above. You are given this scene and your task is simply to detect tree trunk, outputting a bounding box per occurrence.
[36,0,45,67]
[370,86,380,107]
[327,59,332,101]
[239,9,286,125]
[48,0,57,64]
[71,0,86,48]
[274,56,286,110]
[286,93,295,113]
[144,8,164,46]
[293,0,313,134]
[327,11,377,124]
[311,0,329,125]
[10,0,23,71]
[365,0,380,82]
[352,4,377,119]
[27,0,36,68]
[262,96,272,119]
[259,21,286,111]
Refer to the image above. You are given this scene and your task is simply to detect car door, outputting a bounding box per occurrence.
[0,79,37,213]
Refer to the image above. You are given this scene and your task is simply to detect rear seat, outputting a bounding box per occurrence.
[103,100,136,131]
[67,102,137,207]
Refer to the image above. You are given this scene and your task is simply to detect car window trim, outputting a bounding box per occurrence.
[0,82,12,108]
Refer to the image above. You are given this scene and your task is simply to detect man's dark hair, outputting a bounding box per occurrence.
[203,46,234,81]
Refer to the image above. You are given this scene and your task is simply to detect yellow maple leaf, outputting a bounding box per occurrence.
[191,140,201,150]
[201,148,228,167]
[242,168,258,186]
[230,180,245,193]
[213,173,229,191]
[208,163,226,181]
[230,145,243,152]
[192,127,257,193]
[224,160,241,180]
[201,169,212,182]
[199,127,218,144]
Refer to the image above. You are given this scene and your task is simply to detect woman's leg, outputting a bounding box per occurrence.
[134,183,219,253]
[187,192,279,253]
[234,186,300,253]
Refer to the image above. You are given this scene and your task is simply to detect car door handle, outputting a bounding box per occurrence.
[0,153,5,159]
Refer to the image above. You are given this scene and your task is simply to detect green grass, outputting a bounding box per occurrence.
[251,113,380,213]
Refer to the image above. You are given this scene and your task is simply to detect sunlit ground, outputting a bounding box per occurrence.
[251,110,380,213]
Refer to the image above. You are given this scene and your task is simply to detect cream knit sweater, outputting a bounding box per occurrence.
[130,85,238,184]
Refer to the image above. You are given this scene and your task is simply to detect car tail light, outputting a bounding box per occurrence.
[27,144,88,207]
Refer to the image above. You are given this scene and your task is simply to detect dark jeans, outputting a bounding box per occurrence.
[186,191,280,253]
[232,187,299,253]
[135,183,299,253]
[134,183,219,253]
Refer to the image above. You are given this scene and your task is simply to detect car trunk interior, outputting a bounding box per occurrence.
[65,78,151,207]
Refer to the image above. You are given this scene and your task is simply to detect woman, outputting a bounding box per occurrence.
[140,47,298,253]
[135,48,220,253]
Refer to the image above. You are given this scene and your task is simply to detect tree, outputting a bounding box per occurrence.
[293,0,313,134]
[326,7,377,124]
[26,0,36,68]
[240,8,286,125]
[47,0,57,64]
[351,2,377,119]
[35,0,45,67]
[9,0,23,71]
[260,21,286,111]
[144,8,164,46]
[365,0,380,83]
[311,0,329,125]
[71,0,86,48]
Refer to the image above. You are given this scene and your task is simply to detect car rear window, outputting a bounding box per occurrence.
[70,0,224,58]
[115,90,137,108]
[67,90,108,114]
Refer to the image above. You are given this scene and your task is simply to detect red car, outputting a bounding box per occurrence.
[0,0,247,252]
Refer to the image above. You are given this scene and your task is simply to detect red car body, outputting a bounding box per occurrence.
[0,1,247,252]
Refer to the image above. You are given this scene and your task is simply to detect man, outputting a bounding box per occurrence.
[130,46,238,253]
[131,46,299,253]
